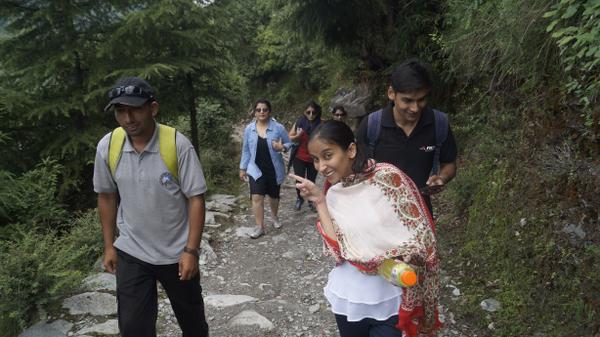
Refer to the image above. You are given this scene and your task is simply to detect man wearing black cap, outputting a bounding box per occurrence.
[93,77,209,336]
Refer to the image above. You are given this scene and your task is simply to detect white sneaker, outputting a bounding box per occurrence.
[250,227,265,239]
[273,218,283,229]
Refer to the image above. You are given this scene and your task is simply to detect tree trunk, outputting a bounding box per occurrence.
[186,73,200,156]
[386,0,398,36]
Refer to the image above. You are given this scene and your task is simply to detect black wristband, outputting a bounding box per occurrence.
[183,246,200,258]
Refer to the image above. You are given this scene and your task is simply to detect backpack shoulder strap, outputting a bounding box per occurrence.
[108,124,179,180]
[108,127,126,177]
[433,109,449,146]
[158,124,179,181]
[366,109,383,155]
[431,109,449,175]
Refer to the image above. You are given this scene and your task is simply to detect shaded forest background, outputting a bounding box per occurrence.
[0,1,598,336]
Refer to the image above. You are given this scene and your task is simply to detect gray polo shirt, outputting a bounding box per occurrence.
[93,123,207,265]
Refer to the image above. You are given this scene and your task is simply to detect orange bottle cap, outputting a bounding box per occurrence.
[401,270,417,286]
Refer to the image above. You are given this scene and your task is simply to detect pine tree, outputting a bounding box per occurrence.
[0,1,141,203]
[100,0,237,153]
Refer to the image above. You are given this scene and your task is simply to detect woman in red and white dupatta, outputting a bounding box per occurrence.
[290,121,441,337]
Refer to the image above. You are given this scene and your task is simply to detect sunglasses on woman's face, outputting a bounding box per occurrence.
[255,108,269,112]
[305,110,317,116]
[333,113,345,117]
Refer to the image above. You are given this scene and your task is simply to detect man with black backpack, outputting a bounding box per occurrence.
[356,59,457,214]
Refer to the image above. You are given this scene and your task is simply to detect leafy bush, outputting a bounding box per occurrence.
[198,146,240,195]
[441,0,561,101]
[0,210,102,336]
[0,159,67,237]
[167,98,240,194]
[440,115,599,336]
[545,0,600,130]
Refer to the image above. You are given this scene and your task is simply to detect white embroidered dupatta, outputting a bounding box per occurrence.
[320,163,441,336]
[326,163,436,266]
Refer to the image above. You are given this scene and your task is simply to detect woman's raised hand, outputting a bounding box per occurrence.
[288,173,324,204]
[271,138,284,152]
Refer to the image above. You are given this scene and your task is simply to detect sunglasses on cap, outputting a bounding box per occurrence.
[108,85,153,100]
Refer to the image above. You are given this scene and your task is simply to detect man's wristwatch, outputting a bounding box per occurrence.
[183,246,200,258]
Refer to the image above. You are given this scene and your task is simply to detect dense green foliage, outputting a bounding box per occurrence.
[0,210,102,336]
[437,1,599,336]
[0,1,242,334]
[545,0,600,126]
[0,160,67,238]
[1,0,599,336]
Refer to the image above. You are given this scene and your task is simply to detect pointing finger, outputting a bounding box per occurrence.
[288,173,305,182]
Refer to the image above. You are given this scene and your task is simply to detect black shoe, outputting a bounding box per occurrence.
[308,201,316,212]
[295,197,304,210]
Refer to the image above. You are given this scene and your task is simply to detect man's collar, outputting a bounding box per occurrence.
[122,122,159,153]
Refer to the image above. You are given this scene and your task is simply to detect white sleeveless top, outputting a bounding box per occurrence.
[323,262,402,322]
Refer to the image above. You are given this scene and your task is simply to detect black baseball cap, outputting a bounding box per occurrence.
[104,77,156,112]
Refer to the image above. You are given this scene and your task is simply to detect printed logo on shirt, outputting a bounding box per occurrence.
[159,172,175,186]
[420,145,436,152]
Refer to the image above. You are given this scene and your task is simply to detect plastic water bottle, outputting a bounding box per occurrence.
[377,259,417,287]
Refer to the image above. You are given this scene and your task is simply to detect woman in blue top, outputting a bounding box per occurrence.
[239,99,293,239]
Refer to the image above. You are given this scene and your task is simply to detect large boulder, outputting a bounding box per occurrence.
[329,83,373,118]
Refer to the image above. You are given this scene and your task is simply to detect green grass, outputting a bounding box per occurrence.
[438,113,599,336]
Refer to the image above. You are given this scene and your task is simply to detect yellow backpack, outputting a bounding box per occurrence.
[108,124,179,181]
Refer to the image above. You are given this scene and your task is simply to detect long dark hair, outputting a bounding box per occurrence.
[309,120,371,175]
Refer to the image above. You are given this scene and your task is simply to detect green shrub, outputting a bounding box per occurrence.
[0,159,67,235]
[440,124,599,336]
[545,0,600,130]
[167,98,240,195]
[199,146,240,195]
[0,210,102,336]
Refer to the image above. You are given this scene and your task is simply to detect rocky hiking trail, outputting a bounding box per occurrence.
[19,174,482,337]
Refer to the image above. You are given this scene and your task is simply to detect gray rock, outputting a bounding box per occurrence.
[282,250,298,259]
[62,292,117,316]
[227,310,274,331]
[207,194,238,206]
[562,223,586,240]
[235,226,256,238]
[447,285,461,296]
[200,239,217,266]
[82,273,116,292]
[480,298,501,312]
[271,233,289,243]
[206,200,233,213]
[18,319,73,337]
[329,84,372,118]
[205,211,216,225]
[212,211,231,220]
[204,294,258,308]
[76,319,119,335]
